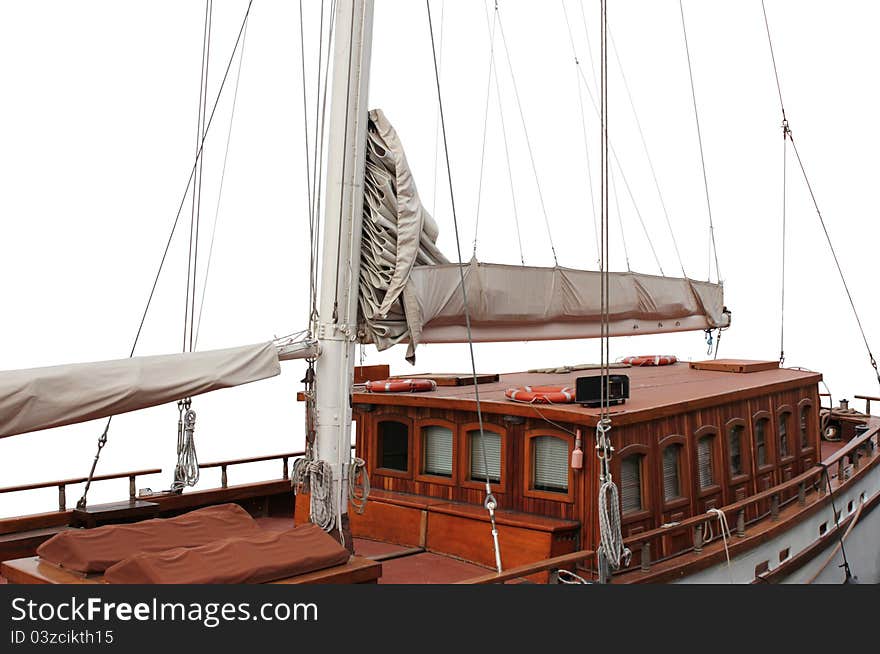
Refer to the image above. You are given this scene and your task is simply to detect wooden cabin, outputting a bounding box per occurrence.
[320,359,823,572]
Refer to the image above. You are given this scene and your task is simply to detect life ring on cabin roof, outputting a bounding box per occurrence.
[504,385,576,404]
[364,378,438,393]
[621,355,678,367]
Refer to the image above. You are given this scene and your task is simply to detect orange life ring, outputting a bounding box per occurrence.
[364,378,438,393]
[621,354,677,366]
[504,385,575,404]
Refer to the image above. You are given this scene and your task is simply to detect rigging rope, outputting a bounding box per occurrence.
[478,0,524,265]
[596,0,631,578]
[706,508,733,583]
[427,0,502,573]
[678,0,720,284]
[430,0,445,218]
[472,2,498,259]
[195,3,250,348]
[495,2,558,266]
[761,1,880,387]
[76,0,255,509]
[779,120,789,364]
[609,30,687,278]
[561,0,600,266]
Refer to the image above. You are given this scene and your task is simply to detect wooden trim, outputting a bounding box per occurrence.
[199,452,302,469]
[523,428,575,504]
[459,422,507,493]
[413,418,458,487]
[0,468,162,495]
[372,415,414,480]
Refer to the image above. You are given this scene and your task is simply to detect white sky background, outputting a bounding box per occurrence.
[1,0,879,518]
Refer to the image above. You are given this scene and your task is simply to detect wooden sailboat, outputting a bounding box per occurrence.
[1,0,878,585]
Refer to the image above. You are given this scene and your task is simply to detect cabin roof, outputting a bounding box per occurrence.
[352,360,822,427]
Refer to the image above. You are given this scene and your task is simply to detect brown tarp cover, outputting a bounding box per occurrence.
[37,504,260,573]
[104,523,350,584]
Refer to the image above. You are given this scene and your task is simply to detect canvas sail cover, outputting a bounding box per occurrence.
[0,342,281,439]
[358,109,730,362]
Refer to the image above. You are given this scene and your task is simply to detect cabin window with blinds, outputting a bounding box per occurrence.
[728,424,744,476]
[755,418,769,467]
[778,412,791,458]
[378,420,409,472]
[530,436,569,493]
[662,444,682,502]
[468,429,501,484]
[697,435,715,489]
[621,454,643,513]
[421,425,453,478]
[800,406,810,449]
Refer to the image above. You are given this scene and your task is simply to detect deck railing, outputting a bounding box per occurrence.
[459,549,596,584]
[198,445,357,488]
[620,421,880,575]
[0,468,162,512]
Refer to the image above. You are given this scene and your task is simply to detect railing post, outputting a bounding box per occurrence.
[837,459,846,481]
[129,475,136,500]
[798,481,806,507]
[283,456,289,480]
[770,493,780,520]
[817,471,826,496]
[221,465,228,489]
[736,509,745,537]
[58,484,66,512]
[693,523,703,553]
[549,569,560,584]
[640,542,651,572]
[852,450,860,472]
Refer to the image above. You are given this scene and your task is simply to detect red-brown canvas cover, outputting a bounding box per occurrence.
[37,504,260,573]
[103,523,350,584]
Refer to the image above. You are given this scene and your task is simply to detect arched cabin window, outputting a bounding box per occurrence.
[754,415,771,468]
[696,432,716,490]
[778,407,793,459]
[621,454,644,514]
[799,400,814,450]
[662,444,683,502]
[377,419,410,473]
[726,419,747,478]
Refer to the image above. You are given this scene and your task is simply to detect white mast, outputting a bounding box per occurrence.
[312,0,374,542]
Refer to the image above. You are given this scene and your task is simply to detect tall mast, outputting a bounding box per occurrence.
[313,0,374,543]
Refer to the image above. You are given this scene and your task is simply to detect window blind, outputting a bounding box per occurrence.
[469,430,501,483]
[532,436,568,492]
[779,413,790,458]
[422,425,453,477]
[621,455,642,513]
[662,445,680,502]
[697,436,714,489]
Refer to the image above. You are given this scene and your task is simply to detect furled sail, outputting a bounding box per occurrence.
[358,109,730,362]
[0,342,282,439]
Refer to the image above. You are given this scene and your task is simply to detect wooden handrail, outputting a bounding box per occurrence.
[854,394,880,414]
[199,452,305,469]
[0,468,162,495]
[621,422,880,558]
[458,550,594,584]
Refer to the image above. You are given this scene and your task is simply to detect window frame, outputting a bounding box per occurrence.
[413,418,457,486]
[459,422,507,493]
[776,404,796,464]
[725,417,751,484]
[797,398,816,454]
[373,415,413,479]
[694,425,721,498]
[523,428,575,503]
[617,443,651,520]
[658,434,689,511]
[752,410,775,474]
